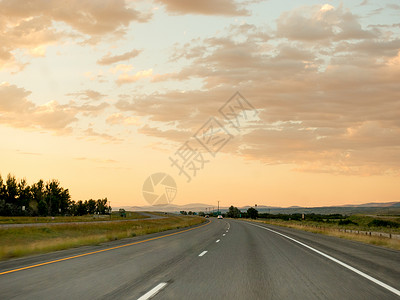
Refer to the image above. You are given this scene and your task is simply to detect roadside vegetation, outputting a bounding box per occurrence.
[0,211,147,224]
[256,213,400,233]
[0,215,205,260]
[0,173,110,217]
[256,213,400,250]
[219,205,400,250]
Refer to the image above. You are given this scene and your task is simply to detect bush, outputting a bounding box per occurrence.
[338,219,358,226]
[368,219,399,228]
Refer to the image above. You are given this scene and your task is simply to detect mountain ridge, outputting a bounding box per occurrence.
[116,201,400,214]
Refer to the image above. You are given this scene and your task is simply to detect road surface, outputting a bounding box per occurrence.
[0,219,399,299]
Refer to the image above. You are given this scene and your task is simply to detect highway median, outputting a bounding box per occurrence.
[0,214,205,260]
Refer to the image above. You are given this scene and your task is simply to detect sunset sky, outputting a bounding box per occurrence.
[1,0,399,208]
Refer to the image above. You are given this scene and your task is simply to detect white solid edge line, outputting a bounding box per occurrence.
[137,282,168,300]
[247,222,400,297]
[199,251,208,257]
[216,239,220,243]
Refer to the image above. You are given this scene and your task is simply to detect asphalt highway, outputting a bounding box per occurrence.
[0,218,399,299]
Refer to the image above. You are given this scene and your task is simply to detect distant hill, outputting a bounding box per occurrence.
[244,202,400,215]
[340,202,400,208]
[118,203,212,213]
[116,201,400,215]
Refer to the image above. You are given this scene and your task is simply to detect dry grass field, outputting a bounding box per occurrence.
[0,214,205,260]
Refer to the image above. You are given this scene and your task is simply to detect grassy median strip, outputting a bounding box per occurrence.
[0,215,205,260]
[255,219,400,251]
[0,212,147,224]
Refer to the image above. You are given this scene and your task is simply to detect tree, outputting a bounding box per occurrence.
[180,210,187,215]
[0,173,108,217]
[0,174,4,200]
[119,208,126,217]
[38,199,48,216]
[59,189,71,215]
[45,180,60,215]
[247,207,258,219]
[226,205,241,218]
[87,199,96,214]
[69,200,77,216]
[44,180,71,215]
[0,175,6,215]
[96,198,108,214]
[31,180,45,215]
[5,174,18,206]
[76,200,87,216]
[17,178,32,215]
[1,174,19,215]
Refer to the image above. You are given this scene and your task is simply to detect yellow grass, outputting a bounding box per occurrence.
[0,212,147,224]
[255,219,400,251]
[0,215,205,260]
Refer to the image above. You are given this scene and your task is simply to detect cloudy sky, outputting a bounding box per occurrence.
[1,0,399,208]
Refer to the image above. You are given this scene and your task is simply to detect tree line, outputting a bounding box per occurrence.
[228,206,258,219]
[179,211,197,215]
[197,206,259,219]
[0,173,110,216]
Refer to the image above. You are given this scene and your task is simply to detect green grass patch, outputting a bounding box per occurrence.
[0,215,205,260]
[258,214,400,234]
[346,215,400,232]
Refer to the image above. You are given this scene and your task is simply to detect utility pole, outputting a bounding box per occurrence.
[218,201,220,215]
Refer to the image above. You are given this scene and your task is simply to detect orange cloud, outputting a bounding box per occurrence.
[276,4,376,41]
[72,102,110,117]
[97,49,141,65]
[0,0,150,70]
[154,0,249,16]
[74,157,118,164]
[116,68,153,85]
[67,89,106,101]
[0,83,112,133]
[112,7,400,176]
[0,83,77,132]
[106,113,140,126]
[83,127,122,142]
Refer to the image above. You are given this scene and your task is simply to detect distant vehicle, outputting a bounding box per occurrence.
[205,215,209,218]
[217,215,223,219]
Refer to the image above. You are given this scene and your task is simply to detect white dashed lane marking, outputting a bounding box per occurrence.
[199,251,208,257]
[137,282,167,300]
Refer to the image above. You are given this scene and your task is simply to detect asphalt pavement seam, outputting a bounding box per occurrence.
[247,222,400,297]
